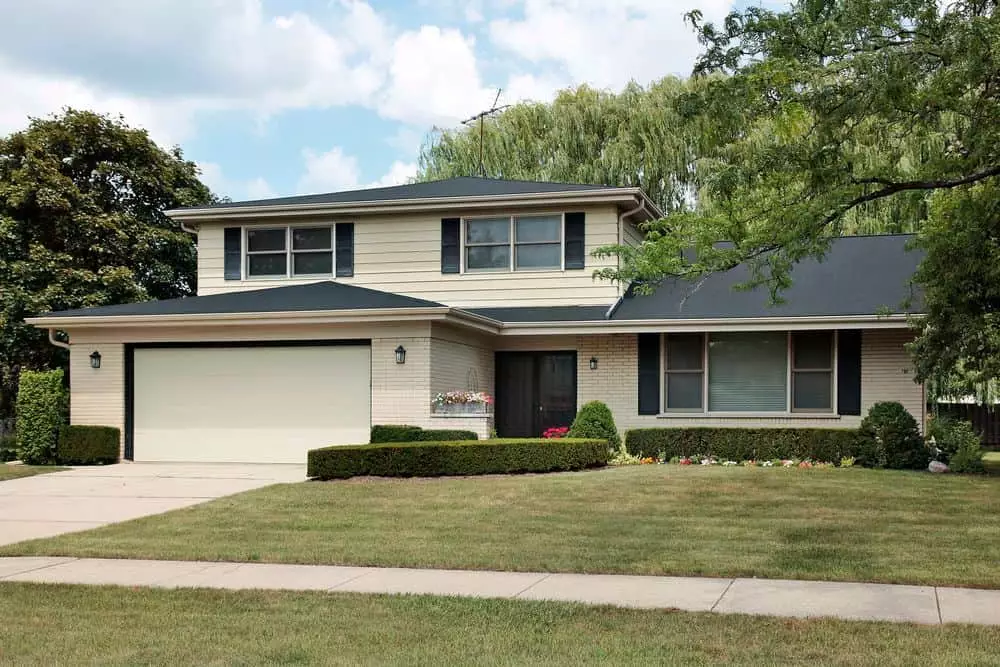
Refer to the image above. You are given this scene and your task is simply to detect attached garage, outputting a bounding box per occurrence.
[128,342,371,464]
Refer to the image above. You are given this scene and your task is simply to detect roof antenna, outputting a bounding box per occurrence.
[461,88,510,178]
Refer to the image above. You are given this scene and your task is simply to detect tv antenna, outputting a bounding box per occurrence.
[461,88,510,177]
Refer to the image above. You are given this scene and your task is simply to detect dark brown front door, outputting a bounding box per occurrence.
[495,351,577,438]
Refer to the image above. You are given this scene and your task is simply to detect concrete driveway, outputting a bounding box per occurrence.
[0,463,306,547]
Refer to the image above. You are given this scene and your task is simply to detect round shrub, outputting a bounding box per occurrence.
[568,401,620,450]
[857,401,928,470]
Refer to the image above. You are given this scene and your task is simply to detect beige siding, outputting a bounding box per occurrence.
[430,325,495,398]
[622,220,644,248]
[195,205,622,306]
[861,329,925,425]
[69,343,125,454]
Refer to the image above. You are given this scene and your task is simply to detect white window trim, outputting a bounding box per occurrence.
[659,331,840,417]
[242,223,336,280]
[460,213,566,274]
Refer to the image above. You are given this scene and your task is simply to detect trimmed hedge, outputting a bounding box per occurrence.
[57,426,120,465]
[308,438,607,480]
[370,425,478,443]
[625,427,860,462]
[15,369,67,465]
[858,401,928,469]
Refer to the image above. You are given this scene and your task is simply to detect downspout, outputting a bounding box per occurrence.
[612,197,647,307]
[48,329,70,351]
[179,222,199,235]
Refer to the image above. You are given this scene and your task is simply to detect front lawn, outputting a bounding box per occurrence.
[0,583,997,666]
[985,450,1000,475]
[5,466,999,588]
[0,465,67,481]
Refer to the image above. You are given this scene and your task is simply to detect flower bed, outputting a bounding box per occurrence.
[612,453,853,468]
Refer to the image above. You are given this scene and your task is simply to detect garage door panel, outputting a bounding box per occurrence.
[133,345,370,463]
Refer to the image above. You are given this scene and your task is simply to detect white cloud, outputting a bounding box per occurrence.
[371,161,419,188]
[298,147,362,194]
[297,146,419,195]
[490,0,732,90]
[377,26,496,126]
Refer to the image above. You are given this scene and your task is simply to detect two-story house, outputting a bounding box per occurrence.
[28,177,925,464]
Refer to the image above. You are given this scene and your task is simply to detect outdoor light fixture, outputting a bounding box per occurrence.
[395,345,406,364]
[89,350,102,369]
[589,356,598,370]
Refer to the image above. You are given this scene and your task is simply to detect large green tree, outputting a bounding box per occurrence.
[601,0,999,390]
[0,109,215,416]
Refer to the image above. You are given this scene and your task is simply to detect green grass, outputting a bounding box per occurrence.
[5,466,999,588]
[0,583,997,666]
[0,464,66,481]
[984,450,1000,475]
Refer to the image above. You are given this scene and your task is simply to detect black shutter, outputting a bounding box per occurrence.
[223,227,241,280]
[441,218,461,274]
[336,223,354,277]
[637,333,661,415]
[837,330,862,415]
[564,212,586,270]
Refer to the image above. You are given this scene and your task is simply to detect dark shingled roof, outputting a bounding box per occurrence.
[185,177,619,210]
[40,281,444,318]
[611,234,923,320]
[469,306,610,323]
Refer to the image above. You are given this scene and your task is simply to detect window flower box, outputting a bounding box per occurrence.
[432,391,493,415]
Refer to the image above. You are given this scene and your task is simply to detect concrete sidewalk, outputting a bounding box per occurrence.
[2,557,998,626]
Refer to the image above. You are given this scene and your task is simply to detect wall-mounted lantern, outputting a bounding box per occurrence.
[395,345,406,364]
[89,350,102,369]
[589,356,598,371]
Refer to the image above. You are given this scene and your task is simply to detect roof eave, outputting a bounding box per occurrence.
[165,188,653,220]
[496,313,919,335]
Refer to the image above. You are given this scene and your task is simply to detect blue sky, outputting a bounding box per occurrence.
[0,0,781,201]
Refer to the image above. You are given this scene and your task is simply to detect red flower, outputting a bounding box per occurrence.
[542,426,569,439]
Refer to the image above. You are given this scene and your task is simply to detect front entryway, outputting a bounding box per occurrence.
[495,351,577,438]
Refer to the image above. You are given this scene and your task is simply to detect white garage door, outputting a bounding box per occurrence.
[132,344,371,463]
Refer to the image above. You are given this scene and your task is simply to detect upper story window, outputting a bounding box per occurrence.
[245,226,334,278]
[464,214,563,271]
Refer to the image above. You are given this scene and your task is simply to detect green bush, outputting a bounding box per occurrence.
[417,429,479,441]
[857,402,928,470]
[370,425,424,442]
[624,427,860,462]
[0,434,17,462]
[308,438,607,480]
[15,369,67,465]
[568,401,621,450]
[57,426,120,465]
[930,418,985,473]
[370,425,477,443]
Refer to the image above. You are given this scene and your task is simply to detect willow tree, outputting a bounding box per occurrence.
[418,77,713,214]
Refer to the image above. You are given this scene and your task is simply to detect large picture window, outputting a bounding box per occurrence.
[245,226,335,278]
[464,215,562,271]
[662,331,836,414]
